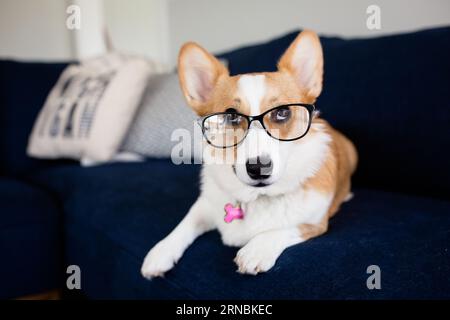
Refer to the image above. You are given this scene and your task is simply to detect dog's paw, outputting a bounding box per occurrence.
[141,240,179,280]
[234,239,280,275]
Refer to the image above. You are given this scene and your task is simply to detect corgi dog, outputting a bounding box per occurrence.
[141,30,357,278]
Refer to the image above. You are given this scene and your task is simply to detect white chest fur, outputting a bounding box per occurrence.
[201,176,333,247]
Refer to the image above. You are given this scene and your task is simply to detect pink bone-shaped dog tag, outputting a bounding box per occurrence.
[224,203,244,223]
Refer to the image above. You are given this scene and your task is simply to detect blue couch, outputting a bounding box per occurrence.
[1,27,449,299]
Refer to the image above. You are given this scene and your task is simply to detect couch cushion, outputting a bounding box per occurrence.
[30,160,450,299]
[219,27,450,200]
[0,178,61,299]
[0,60,70,177]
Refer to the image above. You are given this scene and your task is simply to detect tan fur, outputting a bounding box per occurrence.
[178,42,229,116]
[278,30,324,100]
[300,119,357,240]
[298,216,329,241]
[205,72,312,116]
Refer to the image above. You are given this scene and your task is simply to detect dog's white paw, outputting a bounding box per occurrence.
[234,239,280,275]
[141,240,180,280]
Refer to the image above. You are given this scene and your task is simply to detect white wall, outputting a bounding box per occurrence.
[104,0,170,65]
[0,0,449,64]
[168,0,450,63]
[0,0,109,61]
[0,0,170,64]
[0,0,74,61]
[72,0,106,59]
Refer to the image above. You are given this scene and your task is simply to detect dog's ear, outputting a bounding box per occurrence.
[278,30,323,100]
[178,42,228,115]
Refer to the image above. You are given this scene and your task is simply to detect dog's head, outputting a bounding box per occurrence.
[178,30,327,198]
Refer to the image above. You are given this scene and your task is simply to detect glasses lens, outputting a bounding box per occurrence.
[263,105,310,140]
[202,113,248,147]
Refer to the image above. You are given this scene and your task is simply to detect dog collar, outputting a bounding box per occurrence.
[224,202,244,223]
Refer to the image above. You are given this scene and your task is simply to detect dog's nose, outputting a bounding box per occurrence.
[246,156,273,180]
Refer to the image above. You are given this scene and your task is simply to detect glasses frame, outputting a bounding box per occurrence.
[198,103,315,148]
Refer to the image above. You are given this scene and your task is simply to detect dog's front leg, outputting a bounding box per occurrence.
[141,197,215,279]
[234,222,327,275]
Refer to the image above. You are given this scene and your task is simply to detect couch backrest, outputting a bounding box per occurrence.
[219,27,450,199]
[0,60,69,177]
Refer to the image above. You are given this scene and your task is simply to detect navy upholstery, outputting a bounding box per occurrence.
[1,27,449,299]
[0,178,61,299]
[0,60,69,177]
[29,160,450,299]
[219,27,450,199]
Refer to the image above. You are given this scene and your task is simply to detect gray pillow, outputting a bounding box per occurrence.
[121,73,202,162]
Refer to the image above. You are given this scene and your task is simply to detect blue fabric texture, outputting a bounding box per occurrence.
[1,27,450,299]
[0,178,62,299]
[28,160,450,299]
[0,60,70,177]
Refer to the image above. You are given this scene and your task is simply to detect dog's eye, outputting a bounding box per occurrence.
[270,107,291,123]
[224,109,243,126]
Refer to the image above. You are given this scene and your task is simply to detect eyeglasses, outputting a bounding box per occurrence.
[198,103,315,148]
